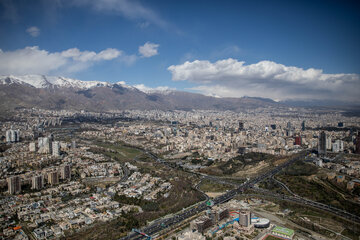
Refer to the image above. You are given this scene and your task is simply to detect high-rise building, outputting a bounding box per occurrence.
[29,142,37,152]
[270,124,276,130]
[318,131,327,155]
[287,122,292,129]
[216,208,229,222]
[326,137,332,150]
[239,121,244,131]
[294,136,302,146]
[32,175,44,190]
[38,137,52,154]
[60,165,71,180]
[7,176,21,194]
[301,121,306,131]
[52,141,60,157]
[5,130,20,143]
[335,140,344,152]
[71,140,76,149]
[48,171,59,185]
[38,137,44,149]
[286,129,293,137]
[5,130,11,143]
[355,133,360,154]
[190,216,213,233]
[332,142,340,153]
[239,210,251,227]
[14,130,20,142]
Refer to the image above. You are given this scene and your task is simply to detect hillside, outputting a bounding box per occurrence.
[0,75,280,113]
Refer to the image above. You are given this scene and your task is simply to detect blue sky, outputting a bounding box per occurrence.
[0,0,359,101]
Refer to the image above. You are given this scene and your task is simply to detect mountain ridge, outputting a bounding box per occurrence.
[0,75,281,113]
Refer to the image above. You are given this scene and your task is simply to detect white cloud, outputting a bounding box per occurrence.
[26,26,40,37]
[96,48,122,60]
[61,48,122,62]
[118,54,137,66]
[168,58,360,101]
[138,42,159,58]
[134,84,174,93]
[0,46,123,75]
[69,0,168,28]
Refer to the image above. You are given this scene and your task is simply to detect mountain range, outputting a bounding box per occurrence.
[2,75,357,114]
[0,75,284,113]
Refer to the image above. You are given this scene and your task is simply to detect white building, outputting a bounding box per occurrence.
[29,142,37,152]
[52,141,60,157]
[6,129,20,143]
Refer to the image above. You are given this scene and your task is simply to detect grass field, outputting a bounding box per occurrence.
[89,141,142,163]
[97,141,142,158]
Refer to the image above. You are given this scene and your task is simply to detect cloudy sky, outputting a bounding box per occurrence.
[0,0,359,102]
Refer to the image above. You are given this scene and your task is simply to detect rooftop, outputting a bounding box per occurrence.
[272,226,294,237]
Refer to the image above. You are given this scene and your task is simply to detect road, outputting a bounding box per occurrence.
[120,152,308,240]
[245,189,360,225]
[121,150,360,239]
[271,175,298,197]
[194,177,210,202]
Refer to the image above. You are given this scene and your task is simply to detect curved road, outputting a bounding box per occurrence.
[121,151,360,240]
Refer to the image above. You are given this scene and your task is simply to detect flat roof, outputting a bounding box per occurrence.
[272,226,294,237]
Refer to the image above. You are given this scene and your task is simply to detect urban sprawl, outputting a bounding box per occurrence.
[1,107,360,240]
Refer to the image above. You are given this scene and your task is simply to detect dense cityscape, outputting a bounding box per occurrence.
[0,107,360,240]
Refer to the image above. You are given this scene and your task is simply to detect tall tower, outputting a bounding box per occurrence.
[52,141,60,157]
[39,137,52,154]
[32,175,44,190]
[239,210,251,227]
[318,131,327,155]
[10,130,16,142]
[6,130,20,143]
[48,171,59,185]
[71,140,77,149]
[29,142,37,152]
[301,121,306,131]
[355,132,360,154]
[5,130,11,143]
[61,165,71,180]
[239,121,244,131]
[7,176,21,194]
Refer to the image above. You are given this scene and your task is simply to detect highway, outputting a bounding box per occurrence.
[120,152,308,240]
[271,175,298,197]
[120,151,360,239]
[248,189,360,224]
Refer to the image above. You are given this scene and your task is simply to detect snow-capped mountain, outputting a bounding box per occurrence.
[0,74,280,113]
[132,84,176,95]
[0,74,178,95]
[0,75,169,94]
[0,75,132,89]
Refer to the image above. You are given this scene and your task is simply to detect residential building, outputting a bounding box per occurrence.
[7,176,21,194]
